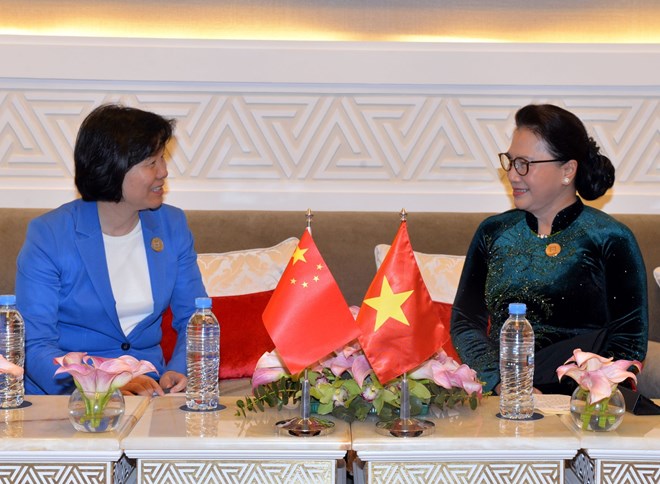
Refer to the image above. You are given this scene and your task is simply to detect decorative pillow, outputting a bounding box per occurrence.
[374,245,465,304]
[161,291,276,379]
[374,244,465,361]
[654,267,660,288]
[161,238,298,379]
[197,237,299,296]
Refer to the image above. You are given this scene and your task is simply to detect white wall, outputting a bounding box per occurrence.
[0,37,659,213]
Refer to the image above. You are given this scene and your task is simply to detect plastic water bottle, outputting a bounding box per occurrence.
[186,297,220,411]
[499,302,535,419]
[0,295,24,408]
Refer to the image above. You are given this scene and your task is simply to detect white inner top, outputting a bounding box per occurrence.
[103,220,154,336]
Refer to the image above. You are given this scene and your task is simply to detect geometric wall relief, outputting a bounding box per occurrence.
[0,84,658,211]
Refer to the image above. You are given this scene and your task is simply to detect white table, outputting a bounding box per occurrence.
[0,395,149,484]
[562,407,660,484]
[351,397,581,484]
[122,395,351,484]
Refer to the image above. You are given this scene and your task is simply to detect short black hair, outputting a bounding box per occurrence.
[74,104,175,202]
[515,104,614,201]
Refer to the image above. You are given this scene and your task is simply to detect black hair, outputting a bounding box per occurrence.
[74,104,175,202]
[515,104,615,200]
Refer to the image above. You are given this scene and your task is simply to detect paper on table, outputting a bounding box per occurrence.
[534,394,571,414]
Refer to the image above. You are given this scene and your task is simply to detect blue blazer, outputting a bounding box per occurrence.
[16,200,207,395]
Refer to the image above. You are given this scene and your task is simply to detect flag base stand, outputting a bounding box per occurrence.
[375,417,435,438]
[375,373,434,437]
[275,416,335,437]
[275,369,335,437]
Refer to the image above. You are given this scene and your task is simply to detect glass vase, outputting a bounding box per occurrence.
[68,388,125,433]
[569,385,625,432]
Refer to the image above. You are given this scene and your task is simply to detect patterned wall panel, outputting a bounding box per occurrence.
[0,82,658,212]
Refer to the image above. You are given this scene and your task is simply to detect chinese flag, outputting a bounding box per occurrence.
[356,221,448,383]
[263,229,360,374]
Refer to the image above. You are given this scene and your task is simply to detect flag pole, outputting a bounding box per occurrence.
[275,209,335,437]
[375,209,435,438]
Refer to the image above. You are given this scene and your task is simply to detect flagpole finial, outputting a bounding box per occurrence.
[306,208,314,228]
[399,208,408,222]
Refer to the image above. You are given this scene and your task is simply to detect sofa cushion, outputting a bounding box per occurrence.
[375,244,465,361]
[197,237,299,296]
[161,291,276,379]
[161,238,297,379]
[375,245,465,304]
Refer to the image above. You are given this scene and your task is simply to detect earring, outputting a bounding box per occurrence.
[563,177,570,184]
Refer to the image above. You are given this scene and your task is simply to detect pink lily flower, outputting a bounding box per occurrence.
[54,352,159,394]
[408,359,435,381]
[54,360,97,391]
[98,355,157,377]
[351,354,372,388]
[339,340,362,359]
[0,354,23,378]
[556,348,642,404]
[449,364,483,396]
[327,353,356,377]
[409,350,483,397]
[252,350,288,389]
[54,351,87,367]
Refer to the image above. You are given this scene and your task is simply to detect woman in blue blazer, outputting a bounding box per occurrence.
[16,104,207,396]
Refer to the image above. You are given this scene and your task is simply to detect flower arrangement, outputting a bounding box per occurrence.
[236,342,484,422]
[556,348,642,430]
[55,352,158,430]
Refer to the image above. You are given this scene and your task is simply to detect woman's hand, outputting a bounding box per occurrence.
[121,374,162,396]
[159,370,187,394]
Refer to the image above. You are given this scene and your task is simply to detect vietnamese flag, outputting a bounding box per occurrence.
[356,220,448,383]
[263,229,360,374]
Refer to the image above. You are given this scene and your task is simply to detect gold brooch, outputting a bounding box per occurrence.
[151,237,164,252]
[545,243,561,257]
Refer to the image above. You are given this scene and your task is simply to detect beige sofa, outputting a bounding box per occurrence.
[2,208,659,396]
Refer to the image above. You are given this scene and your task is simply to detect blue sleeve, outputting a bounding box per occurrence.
[16,217,76,395]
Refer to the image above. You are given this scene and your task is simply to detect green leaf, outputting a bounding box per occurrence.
[308,372,319,386]
[342,379,361,395]
[317,401,333,414]
[382,389,398,404]
[409,380,431,399]
[373,393,385,414]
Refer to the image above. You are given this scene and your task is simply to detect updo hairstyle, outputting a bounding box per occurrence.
[515,104,615,200]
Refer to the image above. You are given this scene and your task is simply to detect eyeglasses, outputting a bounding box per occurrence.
[498,153,565,176]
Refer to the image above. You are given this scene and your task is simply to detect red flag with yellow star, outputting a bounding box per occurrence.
[263,228,360,374]
[356,221,448,383]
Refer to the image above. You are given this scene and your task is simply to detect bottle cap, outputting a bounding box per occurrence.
[195,297,212,309]
[0,295,16,306]
[508,302,526,315]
